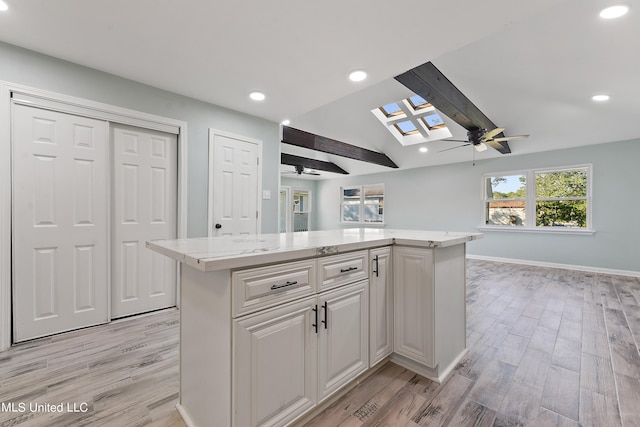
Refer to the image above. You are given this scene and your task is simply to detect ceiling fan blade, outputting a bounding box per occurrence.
[482,127,505,140]
[442,139,470,143]
[439,143,470,152]
[492,135,529,142]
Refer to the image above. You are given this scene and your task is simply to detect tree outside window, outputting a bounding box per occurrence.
[483,166,591,231]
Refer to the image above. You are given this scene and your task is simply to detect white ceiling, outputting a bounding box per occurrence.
[1,0,638,178]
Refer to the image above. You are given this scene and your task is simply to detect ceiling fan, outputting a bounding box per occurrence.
[282,165,321,176]
[439,128,529,153]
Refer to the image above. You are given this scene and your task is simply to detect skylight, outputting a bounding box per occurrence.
[379,103,404,118]
[422,114,445,129]
[407,95,431,110]
[394,121,419,135]
[371,93,452,146]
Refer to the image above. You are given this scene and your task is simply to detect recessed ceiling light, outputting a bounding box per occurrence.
[249,91,265,101]
[419,147,428,153]
[281,119,290,126]
[349,70,367,82]
[592,94,610,101]
[599,5,629,19]
[0,1,8,11]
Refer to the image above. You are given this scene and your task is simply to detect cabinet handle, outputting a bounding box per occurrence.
[340,266,358,273]
[321,301,328,329]
[270,280,299,291]
[373,255,379,277]
[312,305,318,334]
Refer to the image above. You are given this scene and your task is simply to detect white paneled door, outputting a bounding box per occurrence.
[12,106,178,342]
[111,124,177,318]
[12,105,109,342]
[209,131,261,236]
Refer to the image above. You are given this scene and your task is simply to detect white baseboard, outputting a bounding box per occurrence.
[176,404,196,427]
[467,254,640,278]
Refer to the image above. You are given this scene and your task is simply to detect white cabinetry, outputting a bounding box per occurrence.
[369,247,393,367]
[233,254,368,427]
[392,244,467,382]
[148,230,478,427]
[233,296,318,427]
[317,281,368,402]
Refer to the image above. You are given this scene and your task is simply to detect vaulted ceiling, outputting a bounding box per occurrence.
[1,0,638,178]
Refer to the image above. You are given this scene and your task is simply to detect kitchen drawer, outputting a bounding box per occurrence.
[317,250,368,292]
[232,259,317,317]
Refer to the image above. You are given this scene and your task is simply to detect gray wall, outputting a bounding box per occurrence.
[0,41,280,237]
[315,139,640,273]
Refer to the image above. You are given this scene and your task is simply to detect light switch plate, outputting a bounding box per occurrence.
[262,190,271,200]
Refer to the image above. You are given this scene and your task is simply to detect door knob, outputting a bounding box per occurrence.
[215,223,222,229]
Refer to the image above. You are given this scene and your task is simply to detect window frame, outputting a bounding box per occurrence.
[480,164,593,234]
[340,184,385,226]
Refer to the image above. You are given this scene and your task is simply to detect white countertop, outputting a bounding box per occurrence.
[146,228,482,271]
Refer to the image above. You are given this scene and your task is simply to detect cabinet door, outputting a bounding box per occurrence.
[317,280,369,402]
[393,246,434,367]
[369,247,393,367]
[233,296,317,427]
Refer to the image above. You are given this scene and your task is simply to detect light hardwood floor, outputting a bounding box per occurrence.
[1,260,639,426]
[0,309,185,427]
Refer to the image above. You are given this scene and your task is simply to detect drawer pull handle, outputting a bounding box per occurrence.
[270,280,299,290]
[340,266,358,273]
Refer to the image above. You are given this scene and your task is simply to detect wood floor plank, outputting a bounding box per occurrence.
[615,372,640,427]
[540,365,580,421]
[411,374,473,427]
[578,387,622,427]
[580,353,617,396]
[496,380,543,426]
[445,399,496,427]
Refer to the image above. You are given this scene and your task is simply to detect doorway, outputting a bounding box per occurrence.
[279,186,312,233]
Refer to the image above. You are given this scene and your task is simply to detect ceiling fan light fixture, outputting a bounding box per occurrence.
[599,5,629,19]
[474,142,488,152]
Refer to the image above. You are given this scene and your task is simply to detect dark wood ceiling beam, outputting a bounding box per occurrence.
[395,61,511,154]
[281,153,349,175]
[282,126,399,169]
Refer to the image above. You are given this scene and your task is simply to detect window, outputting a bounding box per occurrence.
[394,120,419,136]
[341,184,384,224]
[407,95,431,110]
[371,93,452,146]
[379,102,404,118]
[421,114,446,130]
[485,174,527,226]
[483,165,591,232]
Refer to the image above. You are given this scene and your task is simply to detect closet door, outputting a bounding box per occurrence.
[111,124,177,318]
[12,104,109,342]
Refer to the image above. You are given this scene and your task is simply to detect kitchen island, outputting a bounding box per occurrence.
[147,228,481,427]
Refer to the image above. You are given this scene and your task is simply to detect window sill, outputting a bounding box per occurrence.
[478,226,595,235]
[340,222,386,228]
